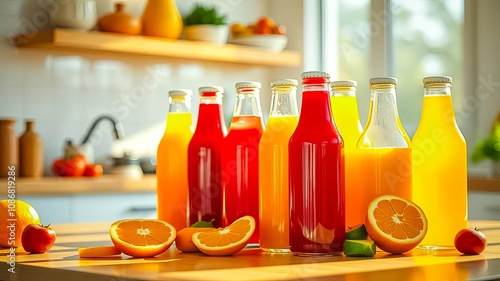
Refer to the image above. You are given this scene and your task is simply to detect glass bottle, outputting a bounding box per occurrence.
[357,77,412,207]
[156,89,194,231]
[330,81,364,227]
[188,86,227,228]
[19,120,44,177]
[412,76,467,249]
[259,79,299,253]
[289,71,345,255]
[222,81,264,245]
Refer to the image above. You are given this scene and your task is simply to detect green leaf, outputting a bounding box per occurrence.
[183,4,226,26]
[191,220,214,228]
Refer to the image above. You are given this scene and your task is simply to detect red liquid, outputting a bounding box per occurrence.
[188,103,226,228]
[222,115,264,244]
[289,89,345,254]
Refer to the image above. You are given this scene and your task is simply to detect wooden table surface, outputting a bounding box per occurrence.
[1,220,500,281]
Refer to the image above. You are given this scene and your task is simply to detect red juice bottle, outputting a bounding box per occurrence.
[188,86,227,228]
[222,81,264,244]
[289,71,345,255]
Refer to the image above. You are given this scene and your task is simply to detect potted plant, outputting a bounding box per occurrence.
[472,113,500,176]
[183,4,228,45]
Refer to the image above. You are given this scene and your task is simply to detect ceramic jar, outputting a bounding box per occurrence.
[141,0,182,39]
[0,118,18,177]
[50,0,98,30]
[19,120,44,177]
[98,3,142,35]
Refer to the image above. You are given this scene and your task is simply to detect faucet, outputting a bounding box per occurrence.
[80,115,125,145]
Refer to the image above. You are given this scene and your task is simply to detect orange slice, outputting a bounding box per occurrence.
[78,245,121,258]
[192,216,255,256]
[110,219,176,258]
[365,195,428,254]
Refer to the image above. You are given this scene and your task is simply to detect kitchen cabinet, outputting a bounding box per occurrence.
[16,175,157,223]
[13,29,301,67]
[21,192,156,224]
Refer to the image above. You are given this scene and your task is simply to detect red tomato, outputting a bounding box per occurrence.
[83,164,103,177]
[454,227,487,255]
[21,224,56,254]
[52,154,86,177]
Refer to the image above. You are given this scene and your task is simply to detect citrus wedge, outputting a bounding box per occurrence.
[79,245,121,258]
[110,219,176,258]
[366,195,428,254]
[192,216,255,256]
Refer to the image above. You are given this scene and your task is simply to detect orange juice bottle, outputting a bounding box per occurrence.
[156,89,194,231]
[413,76,467,249]
[259,79,299,253]
[357,77,412,212]
[330,81,364,227]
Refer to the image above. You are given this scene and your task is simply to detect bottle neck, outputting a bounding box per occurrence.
[25,121,35,131]
[233,88,263,117]
[168,97,191,113]
[360,85,409,148]
[299,83,333,123]
[196,96,226,132]
[331,86,356,97]
[270,86,299,116]
[421,84,457,125]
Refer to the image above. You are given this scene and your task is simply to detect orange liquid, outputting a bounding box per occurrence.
[413,95,467,247]
[156,112,193,231]
[352,148,412,224]
[259,115,298,252]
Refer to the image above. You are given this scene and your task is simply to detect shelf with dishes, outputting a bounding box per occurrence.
[12,29,301,67]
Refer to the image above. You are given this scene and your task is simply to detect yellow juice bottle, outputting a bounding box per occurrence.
[330,81,364,227]
[156,89,194,231]
[357,77,412,212]
[259,79,299,252]
[413,76,467,249]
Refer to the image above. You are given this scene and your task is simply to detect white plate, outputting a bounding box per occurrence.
[229,35,288,53]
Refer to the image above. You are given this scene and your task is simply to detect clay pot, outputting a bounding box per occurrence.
[19,120,44,177]
[98,3,142,35]
[0,118,17,177]
[141,0,183,39]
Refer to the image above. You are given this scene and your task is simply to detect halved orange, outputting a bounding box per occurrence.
[365,195,428,254]
[192,216,255,256]
[110,219,176,258]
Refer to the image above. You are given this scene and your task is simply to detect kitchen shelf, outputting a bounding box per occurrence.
[468,176,500,192]
[13,29,301,67]
[16,174,156,196]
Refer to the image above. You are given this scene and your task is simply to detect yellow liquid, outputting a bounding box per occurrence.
[412,95,467,248]
[330,95,363,150]
[259,115,298,252]
[331,95,364,227]
[156,112,193,231]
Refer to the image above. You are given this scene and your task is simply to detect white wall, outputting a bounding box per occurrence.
[0,0,304,175]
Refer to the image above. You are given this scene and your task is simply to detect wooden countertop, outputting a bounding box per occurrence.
[1,220,500,281]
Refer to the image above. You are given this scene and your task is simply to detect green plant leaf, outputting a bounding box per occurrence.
[191,220,214,228]
[183,4,226,26]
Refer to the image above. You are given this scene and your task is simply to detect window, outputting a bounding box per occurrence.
[314,0,464,136]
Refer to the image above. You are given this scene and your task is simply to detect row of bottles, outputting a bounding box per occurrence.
[156,73,467,255]
[0,119,44,178]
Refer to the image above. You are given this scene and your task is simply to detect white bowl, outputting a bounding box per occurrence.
[184,25,229,45]
[229,35,288,53]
